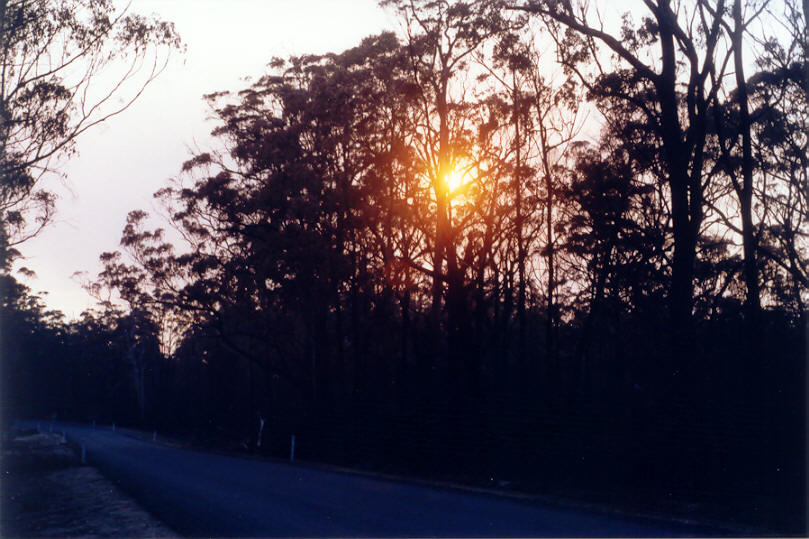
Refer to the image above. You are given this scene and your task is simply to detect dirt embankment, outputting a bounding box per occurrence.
[2,428,176,538]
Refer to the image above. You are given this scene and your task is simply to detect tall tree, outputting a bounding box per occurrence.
[749,0,808,311]
[519,0,730,368]
[0,0,182,267]
[382,0,518,384]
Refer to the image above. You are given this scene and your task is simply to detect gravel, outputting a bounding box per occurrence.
[2,430,176,538]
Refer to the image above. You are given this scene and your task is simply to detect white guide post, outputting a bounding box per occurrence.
[290,435,296,463]
[257,416,265,448]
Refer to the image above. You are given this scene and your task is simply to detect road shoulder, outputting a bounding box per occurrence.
[1,428,176,537]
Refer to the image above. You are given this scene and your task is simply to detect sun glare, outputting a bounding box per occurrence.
[444,166,473,195]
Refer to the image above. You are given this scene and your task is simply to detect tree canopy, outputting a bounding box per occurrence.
[2,0,806,533]
[0,0,182,268]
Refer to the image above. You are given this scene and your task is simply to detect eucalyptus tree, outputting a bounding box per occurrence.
[381,0,523,373]
[0,0,182,267]
[118,33,434,439]
[563,139,667,393]
[476,29,585,393]
[82,241,165,423]
[0,274,66,425]
[747,0,808,313]
[518,0,732,366]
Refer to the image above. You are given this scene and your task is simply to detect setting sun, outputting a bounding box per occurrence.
[444,165,473,195]
[5,0,802,535]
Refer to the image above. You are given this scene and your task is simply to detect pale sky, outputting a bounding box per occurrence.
[16,0,393,319]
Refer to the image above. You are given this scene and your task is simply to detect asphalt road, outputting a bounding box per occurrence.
[29,422,722,537]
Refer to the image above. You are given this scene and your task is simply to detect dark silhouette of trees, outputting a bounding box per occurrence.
[3,0,806,533]
[381,0,523,402]
[0,1,181,430]
[746,0,808,313]
[518,0,735,371]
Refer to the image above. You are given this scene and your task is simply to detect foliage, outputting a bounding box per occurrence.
[0,0,182,268]
[3,0,806,532]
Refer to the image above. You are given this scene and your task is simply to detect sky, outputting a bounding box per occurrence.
[16,0,394,319]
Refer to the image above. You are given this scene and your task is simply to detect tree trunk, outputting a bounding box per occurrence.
[537,120,556,386]
[513,72,527,369]
[655,4,696,360]
[731,0,762,320]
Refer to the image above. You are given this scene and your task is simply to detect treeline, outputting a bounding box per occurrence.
[2,0,806,531]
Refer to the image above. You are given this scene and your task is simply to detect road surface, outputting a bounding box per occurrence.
[29,422,723,537]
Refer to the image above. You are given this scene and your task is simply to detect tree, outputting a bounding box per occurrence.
[0,272,66,427]
[0,0,182,267]
[120,36,422,442]
[747,0,808,313]
[381,0,524,402]
[564,138,667,393]
[4,6,802,526]
[518,0,733,358]
[80,241,165,423]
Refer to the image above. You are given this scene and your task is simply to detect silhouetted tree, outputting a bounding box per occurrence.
[0,0,182,267]
[7,2,803,531]
[519,0,732,371]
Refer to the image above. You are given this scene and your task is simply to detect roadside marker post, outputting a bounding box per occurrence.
[49,423,53,433]
[153,430,157,442]
[112,422,116,433]
[290,435,296,463]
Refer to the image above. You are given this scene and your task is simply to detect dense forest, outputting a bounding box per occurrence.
[2,0,806,532]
